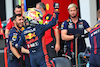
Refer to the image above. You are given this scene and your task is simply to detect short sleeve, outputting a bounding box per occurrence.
[83,20,90,29]
[9,32,19,48]
[52,23,58,29]
[6,18,14,30]
[0,18,2,28]
[61,21,68,30]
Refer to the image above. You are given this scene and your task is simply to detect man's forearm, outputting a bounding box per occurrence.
[5,29,9,38]
[54,28,60,45]
[21,47,29,54]
[0,28,3,34]
[10,46,21,59]
[10,41,21,59]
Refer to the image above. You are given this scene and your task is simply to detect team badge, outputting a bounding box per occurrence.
[68,23,73,29]
[12,33,18,41]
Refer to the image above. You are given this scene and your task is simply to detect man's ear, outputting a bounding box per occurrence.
[41,8,44,12]
[14,10,16,14]
[13,20,16,24]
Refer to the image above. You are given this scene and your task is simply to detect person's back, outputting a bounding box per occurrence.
[18,8,59,67]
[88,9,100,67]
[89,22,100,54]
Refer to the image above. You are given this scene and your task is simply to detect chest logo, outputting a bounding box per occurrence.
[25,32,36,39]
[68,23,73,29]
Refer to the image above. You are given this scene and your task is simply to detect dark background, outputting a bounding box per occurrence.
[0,0,6,21]
[26,0,41,11]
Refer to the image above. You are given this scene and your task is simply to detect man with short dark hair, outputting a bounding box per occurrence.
[36,2,60,59]
[5,5,22,38]
[7,14,26,67]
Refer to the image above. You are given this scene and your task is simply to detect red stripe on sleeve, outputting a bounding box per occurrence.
[93,36,97,54]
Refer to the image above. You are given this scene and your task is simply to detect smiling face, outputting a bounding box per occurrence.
[68,7,78,18]
[15,16,23,28]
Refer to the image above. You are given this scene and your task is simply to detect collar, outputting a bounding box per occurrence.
[13,27,21,33]
[97,20,100,24]
[68,17,80,24]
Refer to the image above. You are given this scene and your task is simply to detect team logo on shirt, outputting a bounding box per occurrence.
[61,22,64,29]
[21,27,25,31]
[92,23,100,29]
[12,33,18,41]
[68,23,73,29]
[78,22,84,29]
[26,36,39,48]
[46,16,49,20]
[25,32,36,39]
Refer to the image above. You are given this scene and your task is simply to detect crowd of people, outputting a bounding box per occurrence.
[0,2,100,67]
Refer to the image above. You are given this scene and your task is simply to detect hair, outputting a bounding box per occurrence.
[97,9,100,18]
[12,14,22,21]
[68,3,78,10]
[36,2,46,10]
[15,5,21,10]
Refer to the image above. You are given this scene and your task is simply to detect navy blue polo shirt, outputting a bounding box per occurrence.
[61,17,90,53]
[89,21,100,54]
[7,27,22,53]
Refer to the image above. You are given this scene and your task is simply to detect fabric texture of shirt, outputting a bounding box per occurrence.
[89,20,100,54]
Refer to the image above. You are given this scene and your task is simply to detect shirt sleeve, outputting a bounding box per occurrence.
[9,32,19,48]
[61,21,68,30]
[18,33,26,48]
[83,20,90,29]
[6,18,13,30]
[38,12,59,34]
[88,32,92,45]
[52,23,58,29]
[0,18,2,28]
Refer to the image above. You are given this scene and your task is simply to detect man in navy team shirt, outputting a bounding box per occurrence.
[89,9,100,67]
[61,3,91,64]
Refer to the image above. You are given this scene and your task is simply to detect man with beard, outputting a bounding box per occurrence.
[5,5,22,38]
[7,14,26,67]
[61,3,91,64]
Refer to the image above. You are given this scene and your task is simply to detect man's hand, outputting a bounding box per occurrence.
[53,3,59,13]
[55,43,60,53]
[18,57,26,67]
[81,33,89,38]
[53,3,59,9]
[74,34,81,38]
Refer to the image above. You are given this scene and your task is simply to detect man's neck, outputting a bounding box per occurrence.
[70,16,78,24]
[14,25,20,30]
[98,18,100,21]
[42,11,46,16]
